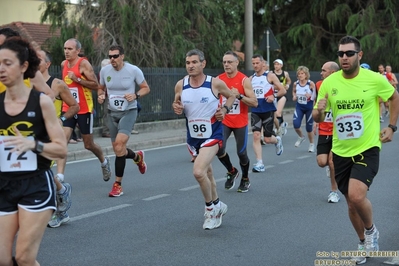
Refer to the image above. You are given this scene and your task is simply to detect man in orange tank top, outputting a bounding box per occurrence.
[57,38,112,193]
[216,51,258,192]
[314,61,340,203]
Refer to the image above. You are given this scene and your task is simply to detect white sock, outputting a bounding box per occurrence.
[257,159,263,164]
[57,185,66,194]
[101,158,108,167]
[56,173,64,183]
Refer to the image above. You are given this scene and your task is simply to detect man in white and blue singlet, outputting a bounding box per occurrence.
[172,49,235,230]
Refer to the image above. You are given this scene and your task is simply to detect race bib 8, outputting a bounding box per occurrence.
[109,94,128,111]
[188,118,212,139]
[0,136,38,172]
[335,112,364,140]
[69,87,79,103]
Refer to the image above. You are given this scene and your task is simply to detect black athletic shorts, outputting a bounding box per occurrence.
[333,147,379,195]
[317,135,332,155]
[0,169,56,215]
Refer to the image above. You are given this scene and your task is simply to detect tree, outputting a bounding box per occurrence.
[40,0,244,68]
[254,0,399,71]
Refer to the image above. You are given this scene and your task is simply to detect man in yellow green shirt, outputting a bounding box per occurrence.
[313,36,399,265]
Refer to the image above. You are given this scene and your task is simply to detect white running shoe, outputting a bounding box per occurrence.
[384,252,399,265]
[215,202,228,228]
[203,207,217,230]
[275,136,283,156]
[327,191,340,203]
[295,136,305,147]
[352,242,367,265]
[365,226,379,252]
[252,162,265,172]
[308,143,315,153]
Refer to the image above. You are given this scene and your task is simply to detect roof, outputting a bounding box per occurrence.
[0,21,60,50]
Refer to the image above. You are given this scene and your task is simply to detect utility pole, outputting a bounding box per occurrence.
[244,0,253,71]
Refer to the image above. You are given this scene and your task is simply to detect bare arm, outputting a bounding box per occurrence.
[172,80,184,115]
[30,70,55,101]
[292,82,297,101]
[78,60,99,90]
[270,73,286,97]
[381,90,399,142]
[284,71,292,90]
[240,77,258,107]
[56,79,80,119]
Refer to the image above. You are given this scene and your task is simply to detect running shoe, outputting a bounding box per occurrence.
[214,202,228,228]
[260,139,266,145]
[327,191,340,203]
[325,166,330,178]
[102,156,112,181]
[275,136,283,156]
[380,116,384,123]
[281,121,288,136]
[295,136,305,147]
[224,168,239,190]
[365,226,379,252]
[384,252,399,265]
[109,182,123,197]
[47,211,70,228]
[385,110,389,117]
[237,178,251,193]
[203,207,217,230]
[134,150,147,174]
[308,143,315,153]
[57,183,72,212]
[252,162,265,172]
[352,241,367,265]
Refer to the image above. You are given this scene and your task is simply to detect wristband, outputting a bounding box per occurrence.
[223,105,230,114]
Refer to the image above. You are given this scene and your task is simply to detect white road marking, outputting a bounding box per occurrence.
[142,194,170,201]
[297,155,311,159]
[279,160,294,164]
[70,204,132,222]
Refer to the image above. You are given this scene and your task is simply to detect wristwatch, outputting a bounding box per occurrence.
[60,116,67,122]
[33,140,44,154]
[135,92,140,99]
[77,78,82,83]
[388,124,397,132]
[238,94,244,100]
[223,105,231,114]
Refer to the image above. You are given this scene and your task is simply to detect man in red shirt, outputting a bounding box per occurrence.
[216,51,258,192]
[314,61,340,203]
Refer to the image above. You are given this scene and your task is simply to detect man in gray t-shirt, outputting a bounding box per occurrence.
[98,45,151,197]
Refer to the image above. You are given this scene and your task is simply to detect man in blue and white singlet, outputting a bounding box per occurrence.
[172,49,236,230]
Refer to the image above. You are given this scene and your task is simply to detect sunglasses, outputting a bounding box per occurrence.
[108,54,120,59]
[223,60,235,64]
[336,50,358,58]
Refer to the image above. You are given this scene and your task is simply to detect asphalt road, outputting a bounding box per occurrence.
[37,123,399,266]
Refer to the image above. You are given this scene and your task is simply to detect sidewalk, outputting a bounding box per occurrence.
[66,108,296,162]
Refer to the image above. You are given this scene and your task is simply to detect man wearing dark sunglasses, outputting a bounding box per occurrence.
[313,35,399,265]
[98,45,150,197]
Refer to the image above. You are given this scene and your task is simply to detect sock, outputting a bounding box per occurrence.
[218,153,234,173]
[257,159,263,164]
[126,148,135,159]
[277,116,283,126]
[240,161,250,178]
[213,198,220,206]
[56,173,64,183]
[57,185,66,194]
[115,155,126,177]
[115,181,121,186]
[205,201,213,209]
[365,224,375,233]
[359,239,365,244]
[101,158,108,167]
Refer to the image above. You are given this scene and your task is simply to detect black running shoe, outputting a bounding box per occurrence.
[224,168,239,190]
[237,178,250,193]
